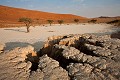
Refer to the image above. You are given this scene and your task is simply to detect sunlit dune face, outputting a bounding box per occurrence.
[0,5,87,25]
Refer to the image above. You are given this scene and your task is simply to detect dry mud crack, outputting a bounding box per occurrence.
[0,34,120,80]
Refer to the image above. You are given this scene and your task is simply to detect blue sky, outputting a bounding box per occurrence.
[0,0,120,18]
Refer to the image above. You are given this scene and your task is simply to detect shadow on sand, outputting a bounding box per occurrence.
[4,29,26,33]
[111,31,120,39]
[5,41,44,51]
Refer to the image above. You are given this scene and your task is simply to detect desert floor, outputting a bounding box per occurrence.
[0,23,119,51]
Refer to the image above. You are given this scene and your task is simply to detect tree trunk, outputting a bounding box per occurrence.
[27,26,30,33]
[25,23,30,33]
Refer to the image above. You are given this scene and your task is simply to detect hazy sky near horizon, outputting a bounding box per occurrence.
[0,0,120,18]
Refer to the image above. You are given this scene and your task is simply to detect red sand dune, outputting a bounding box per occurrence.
[0,5,119,28]
[0,5,87,24]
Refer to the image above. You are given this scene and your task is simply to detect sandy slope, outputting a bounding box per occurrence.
[0,5,87,24]
[0,24,116,51]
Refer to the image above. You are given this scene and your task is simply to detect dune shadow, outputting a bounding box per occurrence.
[5,41,44,51]
[4,29,26,33]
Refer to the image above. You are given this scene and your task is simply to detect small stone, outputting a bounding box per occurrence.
[16,62,27,69]
[0,43,5,53]
[26,61,32,70]
[81,54,87,62]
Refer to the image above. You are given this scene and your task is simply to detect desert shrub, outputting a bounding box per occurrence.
[19,17,33,33]
[107,20,120,24]
[47,20,54,26]
[58,20,64,25]
[74,19,79,24]
[107,20,120,27]
[88,19,97,23]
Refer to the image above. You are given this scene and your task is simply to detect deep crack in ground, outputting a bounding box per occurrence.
[0,34,120,80]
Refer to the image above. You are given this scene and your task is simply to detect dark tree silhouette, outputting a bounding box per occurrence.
[74,19,79,24]
[47,20,54,26]
[107,20,120,26]
[89,19,97,23]
[107,20,120,24]
[58,20,64,25]
[19,17,33,33]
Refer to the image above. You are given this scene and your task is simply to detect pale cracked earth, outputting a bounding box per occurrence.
[0,34,120,80]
